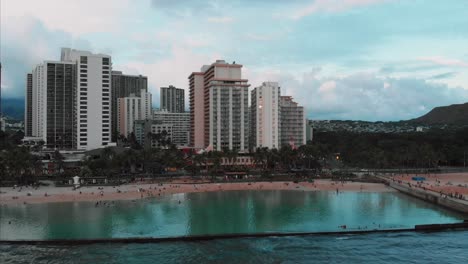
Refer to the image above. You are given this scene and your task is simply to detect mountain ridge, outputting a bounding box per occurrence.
[410,102,468,125]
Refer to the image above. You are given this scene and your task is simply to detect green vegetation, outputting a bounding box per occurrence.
[313,127,468,168]
[1,127,467,185]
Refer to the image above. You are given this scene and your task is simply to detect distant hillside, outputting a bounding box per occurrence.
[411,103,468,125]
[1,98,24,120]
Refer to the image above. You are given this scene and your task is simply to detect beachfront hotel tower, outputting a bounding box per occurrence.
[25,73,33,137]
[160,85,185,113]
[251,82,281,150]
[60,48,112,150]
[189,60,250,151]
[26,61,77,149]
[279,96,306,148]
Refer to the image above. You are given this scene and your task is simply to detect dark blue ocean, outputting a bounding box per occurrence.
[1,231,468,263]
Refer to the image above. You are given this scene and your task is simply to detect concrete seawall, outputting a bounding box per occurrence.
[389,182,468,214]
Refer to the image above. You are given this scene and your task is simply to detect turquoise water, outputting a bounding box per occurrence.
[0,190,464,240]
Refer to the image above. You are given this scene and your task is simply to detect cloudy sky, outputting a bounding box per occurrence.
[1,0,468,121]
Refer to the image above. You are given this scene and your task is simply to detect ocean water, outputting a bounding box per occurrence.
[1,191,467,263]
[0,190,464,240]
[1,232,468,263]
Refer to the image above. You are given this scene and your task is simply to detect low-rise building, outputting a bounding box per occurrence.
[134,120,173,148]
[153,109,190,147]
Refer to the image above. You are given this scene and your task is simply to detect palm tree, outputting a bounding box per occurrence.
[52,150,65,175]
[5,147,38,184]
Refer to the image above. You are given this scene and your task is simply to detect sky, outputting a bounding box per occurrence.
[1,0,468,121]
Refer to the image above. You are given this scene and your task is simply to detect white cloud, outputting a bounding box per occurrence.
[417,56,468,68]
[319,81,337,92]
[291,0,389,20]
[246,68,468,121]
[207,16,234,23]
[1,0,131,36]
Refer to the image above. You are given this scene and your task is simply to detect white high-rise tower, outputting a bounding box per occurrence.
[251,82,280,149]
[61,48,112,150]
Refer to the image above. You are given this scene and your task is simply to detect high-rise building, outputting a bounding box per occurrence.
[306,120,314,143]
[160,85,185,113]
[189,72,205,148]
[61,48,112,150]
[279,96,306,148]
[28,61,76,149]
[25,73,33,137]
[251,82,280,150]
[153,109,190,146]
[189,60,250,151]
[0,63,2,117]
[111,71,148,140]
[117,89,152,138]
[0,63,3,132]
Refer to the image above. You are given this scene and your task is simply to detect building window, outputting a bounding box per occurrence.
[80,56,87,63]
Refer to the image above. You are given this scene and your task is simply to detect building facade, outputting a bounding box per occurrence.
[306,120,313,143]
[251,82,280,150]
[189,72,205,148]
[25,73,33,137]
[279,96,306,148]
[117,89,152,138]
[160,85,185,113]
[153,109,190,146]
[27,61,77,149]
[134,120,173,149]
[111,71,148,140]
[189,60,250,152]
[61,48,112,150]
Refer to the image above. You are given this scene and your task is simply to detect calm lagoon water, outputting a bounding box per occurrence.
[0,190,464,240]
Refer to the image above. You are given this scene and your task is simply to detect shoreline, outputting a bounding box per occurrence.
[0,180,394,205]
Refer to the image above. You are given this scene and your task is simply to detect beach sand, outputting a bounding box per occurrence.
[0,180,394,205]
[392,173,468,196]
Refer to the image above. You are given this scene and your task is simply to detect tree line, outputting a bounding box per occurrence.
[1,127,468,184]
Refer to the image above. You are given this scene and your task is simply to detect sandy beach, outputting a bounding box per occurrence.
[0,180,394,205]
[392,173,468,197]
